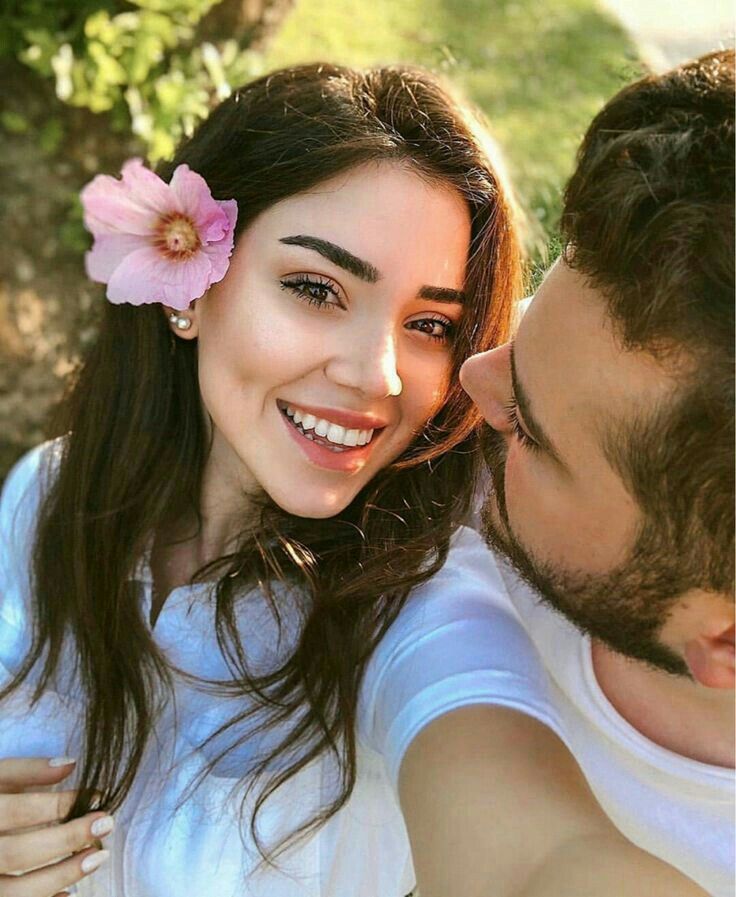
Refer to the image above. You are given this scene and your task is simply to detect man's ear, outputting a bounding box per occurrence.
[163,303,200,340]
[684,621,735,690]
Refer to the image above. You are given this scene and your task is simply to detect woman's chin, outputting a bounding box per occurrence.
[267,485,358,520]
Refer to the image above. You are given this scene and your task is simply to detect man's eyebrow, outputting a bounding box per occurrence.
[279,235,380,283]
[418,285,466,305]
[510,340,563,464]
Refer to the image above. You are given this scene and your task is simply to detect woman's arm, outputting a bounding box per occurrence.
[399,705,708,897]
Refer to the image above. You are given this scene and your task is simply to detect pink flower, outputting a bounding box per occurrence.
[80,158,238,311]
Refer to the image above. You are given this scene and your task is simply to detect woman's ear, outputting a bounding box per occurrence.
[163,303,200,340]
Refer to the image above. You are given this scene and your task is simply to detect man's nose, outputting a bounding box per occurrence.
[326,328,403,399]
[459,343,513,432]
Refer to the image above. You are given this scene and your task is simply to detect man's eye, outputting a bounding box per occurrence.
[503,400,539,450]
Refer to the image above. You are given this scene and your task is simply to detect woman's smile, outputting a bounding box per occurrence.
[276,398,389,472]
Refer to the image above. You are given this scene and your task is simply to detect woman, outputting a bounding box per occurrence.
[0,63,525,896]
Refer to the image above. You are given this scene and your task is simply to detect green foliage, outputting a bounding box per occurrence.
[4,0,264,161]
[0,110,30,133]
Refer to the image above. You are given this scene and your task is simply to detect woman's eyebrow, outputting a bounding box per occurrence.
[418,285,465,304]
[279,234,381,282]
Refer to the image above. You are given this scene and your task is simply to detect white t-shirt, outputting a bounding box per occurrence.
[495,561,736,897]
[0,441,554,897]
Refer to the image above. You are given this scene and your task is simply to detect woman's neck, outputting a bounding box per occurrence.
[148,438,261,623]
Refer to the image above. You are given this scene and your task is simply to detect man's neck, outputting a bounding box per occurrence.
[591,640,735,769]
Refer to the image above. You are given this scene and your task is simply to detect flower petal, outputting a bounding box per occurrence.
[120,158,180,218]
[81,172,158,237]
[169,164,220,228]
[198,209,231,244]
[200,198,238,244]
[219,199,238,234]
[106,246,214,310]
[200,239,234,285]
[80,158,178,238]
[85,233,149,283]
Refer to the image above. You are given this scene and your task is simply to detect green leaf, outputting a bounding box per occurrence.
[0,110,30,133]
[39,117,64,152]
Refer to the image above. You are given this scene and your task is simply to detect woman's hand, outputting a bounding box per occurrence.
[0,757,113,897]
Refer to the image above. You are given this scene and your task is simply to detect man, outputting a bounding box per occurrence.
[400,49,733,897]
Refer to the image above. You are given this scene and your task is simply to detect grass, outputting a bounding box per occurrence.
[264,0,644,277]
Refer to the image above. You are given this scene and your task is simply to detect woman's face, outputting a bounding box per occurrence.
[177,162,471,519]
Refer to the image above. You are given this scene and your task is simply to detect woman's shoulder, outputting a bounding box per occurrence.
[0,439,66,669]
[363,524,528,690]
[1,438,65,602]
[357,523,554,780]
[1,438,64,547]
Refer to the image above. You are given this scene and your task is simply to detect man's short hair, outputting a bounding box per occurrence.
[561,50,734,595]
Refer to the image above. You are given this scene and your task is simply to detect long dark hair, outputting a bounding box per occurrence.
[5,63,523,860]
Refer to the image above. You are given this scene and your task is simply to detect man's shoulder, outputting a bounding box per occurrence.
[414,525,522,616]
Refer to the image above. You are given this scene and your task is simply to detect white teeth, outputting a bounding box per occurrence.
[282,402,378,447]
[326,423,346,444]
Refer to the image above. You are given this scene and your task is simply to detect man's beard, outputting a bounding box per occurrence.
[479,426,689,676]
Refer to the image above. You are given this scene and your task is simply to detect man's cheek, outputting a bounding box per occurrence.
[502,443,535,509]
[502,448,537,532]
[503,453,566,552]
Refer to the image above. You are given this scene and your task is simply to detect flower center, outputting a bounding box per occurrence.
[154,213,201,259]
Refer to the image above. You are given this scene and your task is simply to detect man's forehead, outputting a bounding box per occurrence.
[518,260,676,446]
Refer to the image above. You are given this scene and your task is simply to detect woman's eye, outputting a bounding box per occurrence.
[406,316,454,344]
[280,275,343,308]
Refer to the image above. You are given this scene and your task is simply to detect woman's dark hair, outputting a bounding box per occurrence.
[561,49,734,596]
[4,63,523,861]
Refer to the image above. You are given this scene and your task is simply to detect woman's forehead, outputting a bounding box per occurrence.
[247,164,471,286]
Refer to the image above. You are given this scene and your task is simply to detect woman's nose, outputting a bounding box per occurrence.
[325,329,403,398]
[459,343,513,432]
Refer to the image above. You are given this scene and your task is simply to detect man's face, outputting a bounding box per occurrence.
[460,259,689,674]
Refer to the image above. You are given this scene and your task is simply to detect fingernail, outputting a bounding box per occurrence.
[90,815,115,837]
[48,756,77,767]
[61,886,78,895]
[81,849,110,874]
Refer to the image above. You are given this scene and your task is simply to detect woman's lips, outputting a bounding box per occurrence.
[276,398,389,431]
[278,403,384,472]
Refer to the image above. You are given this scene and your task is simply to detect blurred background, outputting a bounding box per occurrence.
[0,0,732,479]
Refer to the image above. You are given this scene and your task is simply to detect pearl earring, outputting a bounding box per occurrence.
[168,312,192,331]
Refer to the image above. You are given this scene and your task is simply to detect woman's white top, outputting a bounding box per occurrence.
[0,441,553,897]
